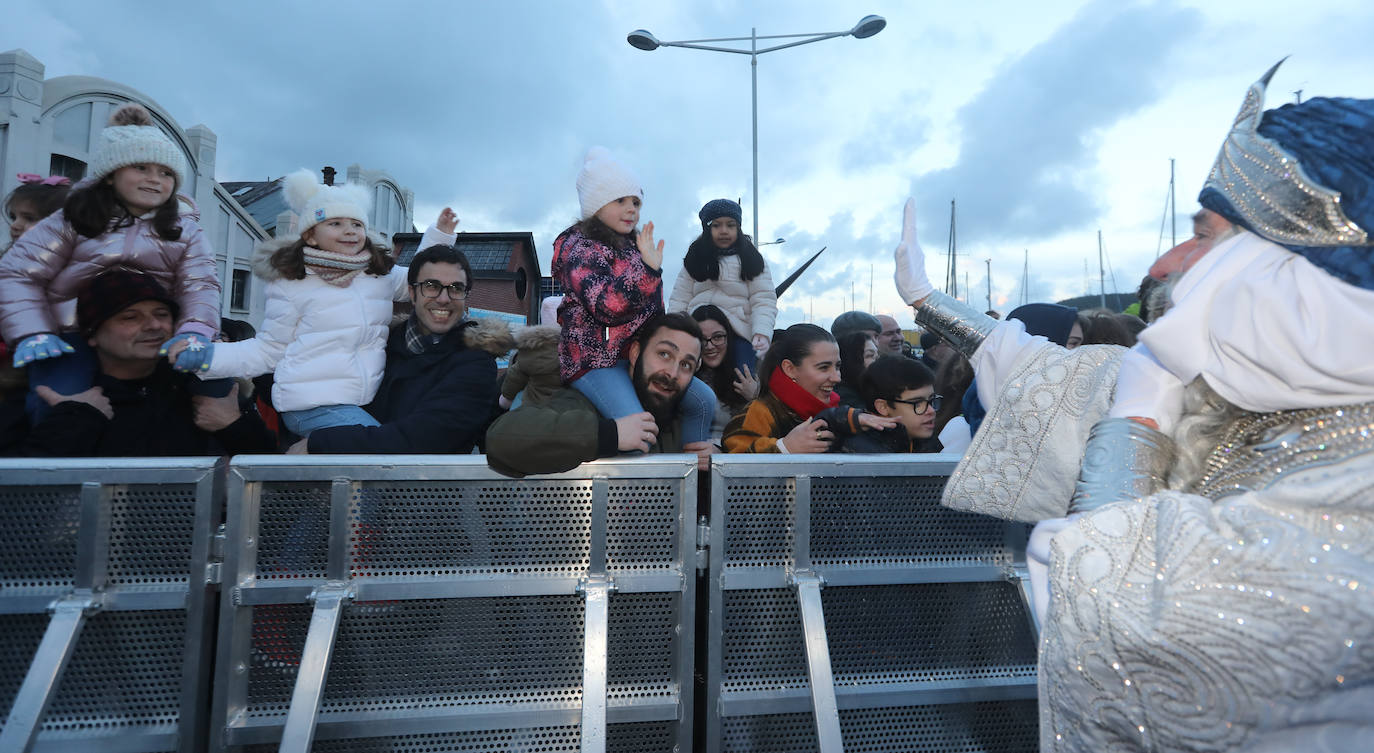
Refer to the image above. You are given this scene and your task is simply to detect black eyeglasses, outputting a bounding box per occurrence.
[702,333,729,347]
[891,394,943,415]
[411,280,468,300]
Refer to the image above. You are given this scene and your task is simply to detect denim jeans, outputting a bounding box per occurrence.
[728,334,758,372]
[281,403,381,437]
[570,361,715,444]
[25,336,96,424]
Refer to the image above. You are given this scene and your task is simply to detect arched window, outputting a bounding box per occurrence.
[373,182,406,236]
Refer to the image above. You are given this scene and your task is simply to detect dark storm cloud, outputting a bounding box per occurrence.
[912,0,1200,244]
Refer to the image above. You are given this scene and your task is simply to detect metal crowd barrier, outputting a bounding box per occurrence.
[0,458,221,753]
[209,455,697,752]
[706,455,1039,753]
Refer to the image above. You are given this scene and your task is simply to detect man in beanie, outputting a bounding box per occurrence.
[14,270,274,457]
[830,310,881,341]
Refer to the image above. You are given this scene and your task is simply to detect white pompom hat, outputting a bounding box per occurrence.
[282,168,371,235]
[575,146,643,220]
[89,104,188,188]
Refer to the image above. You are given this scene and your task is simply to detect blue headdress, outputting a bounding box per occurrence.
[1198,60,1374,290]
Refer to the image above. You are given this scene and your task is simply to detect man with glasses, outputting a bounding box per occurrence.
[300,245,509,454]
[843,355,943,453]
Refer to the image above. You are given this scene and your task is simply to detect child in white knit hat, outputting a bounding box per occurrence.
[0,103,223,420]
[167,169,412,437]
[551,146,716,449]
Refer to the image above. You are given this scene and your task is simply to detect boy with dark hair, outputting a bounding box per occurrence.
[848,355,943,453]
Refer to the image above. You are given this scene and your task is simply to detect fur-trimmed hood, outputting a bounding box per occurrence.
[463,317,516,356]
[513,324,561,351]
[250,232,393,282]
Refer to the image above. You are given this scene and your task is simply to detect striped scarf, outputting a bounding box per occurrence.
[303,245,371,287]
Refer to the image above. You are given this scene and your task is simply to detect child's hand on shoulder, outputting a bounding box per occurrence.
[637,221,664,271]
[436,207,459,234]
[857,412,899,432]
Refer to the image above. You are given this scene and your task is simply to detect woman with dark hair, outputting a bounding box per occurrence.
[691,305,758,446]
[723,323,893,453]
[835,330,877,407]
[668,199,777,370]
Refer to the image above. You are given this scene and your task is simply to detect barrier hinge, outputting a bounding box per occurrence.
[49,589,103,616]
[695,516,711,573]
[205,524,228,584]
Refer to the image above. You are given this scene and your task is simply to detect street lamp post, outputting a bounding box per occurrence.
[628,16,886,246]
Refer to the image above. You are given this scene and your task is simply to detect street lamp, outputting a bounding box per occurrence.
[759,237,786,246]
[627,16,886,246]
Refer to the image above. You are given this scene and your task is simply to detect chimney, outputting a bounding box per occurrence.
[321,166,336,186]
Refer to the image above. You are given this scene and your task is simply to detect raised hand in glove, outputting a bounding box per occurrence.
[893,198,935,306]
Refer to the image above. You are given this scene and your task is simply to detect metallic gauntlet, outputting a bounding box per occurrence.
[913,290,999,359]
[1069,418,1176,515]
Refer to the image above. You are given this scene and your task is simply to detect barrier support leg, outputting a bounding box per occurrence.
[578,576,614,753]
[278,582,352,753]
[1011,565,1041,643]
[791,572,844,753]
[0,593,101,753]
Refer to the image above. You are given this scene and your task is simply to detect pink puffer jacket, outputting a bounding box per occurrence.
[0,194,221,343]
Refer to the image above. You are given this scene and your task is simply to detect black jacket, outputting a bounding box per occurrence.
[306,318,506,455]
[20,362,276,457]
[841,424,943,454]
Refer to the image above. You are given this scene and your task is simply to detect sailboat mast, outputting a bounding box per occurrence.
[1098,230,1107,309]
[945,200,958,299]
[1169,158,1177,249]
[985,258,992,312]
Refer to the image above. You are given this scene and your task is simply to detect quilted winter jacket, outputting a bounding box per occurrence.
[0,193,221,343]
[552,225,663,383]
[199,237,409,413]
[666,253,776,340]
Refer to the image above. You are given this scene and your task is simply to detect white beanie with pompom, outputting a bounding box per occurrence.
[575,147,642,221]
[282,168,371,235]
[89,103,188,188]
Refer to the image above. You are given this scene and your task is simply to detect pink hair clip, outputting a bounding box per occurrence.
[16,173,71,186]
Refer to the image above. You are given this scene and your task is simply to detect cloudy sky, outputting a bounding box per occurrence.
[9,0,1373,328]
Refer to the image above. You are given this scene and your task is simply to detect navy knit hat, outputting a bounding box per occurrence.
[699,199,742,227]
[78,269,179,336]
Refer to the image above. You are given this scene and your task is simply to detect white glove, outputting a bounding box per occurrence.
[1026,514,1079,629]
[893,197,935,305]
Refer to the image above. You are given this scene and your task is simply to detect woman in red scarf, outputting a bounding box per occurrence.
[724,323,894,453]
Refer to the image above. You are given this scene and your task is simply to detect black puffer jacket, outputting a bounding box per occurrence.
[306,317,508,454]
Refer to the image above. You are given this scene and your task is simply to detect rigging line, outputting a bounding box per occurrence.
[1102,235,1124,310]
[1155,181,1173,258]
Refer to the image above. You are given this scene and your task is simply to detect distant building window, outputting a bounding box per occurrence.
[456,241,514,271]
[49,154,86,182]
[53,103,92,152]
[231,269,250,310]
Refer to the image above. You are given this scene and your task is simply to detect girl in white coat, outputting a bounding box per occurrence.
[167,169,409,437]
[667,199,777,371]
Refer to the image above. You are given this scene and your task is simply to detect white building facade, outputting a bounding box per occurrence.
[0,49,415,330]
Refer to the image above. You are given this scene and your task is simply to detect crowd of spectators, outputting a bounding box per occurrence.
[0,130,1151,474]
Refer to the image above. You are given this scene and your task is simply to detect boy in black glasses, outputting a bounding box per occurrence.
[847,355,943,453]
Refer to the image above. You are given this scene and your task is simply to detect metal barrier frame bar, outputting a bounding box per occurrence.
[211,455,696,752]
[0,458,222,753]
[706,455,1035,752]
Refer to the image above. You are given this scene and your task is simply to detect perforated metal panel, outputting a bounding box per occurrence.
[213,456,696,751]
[0,458,221,753]
[707,456,1038,753]
[239,720,678,752]
[720,701,1039,752]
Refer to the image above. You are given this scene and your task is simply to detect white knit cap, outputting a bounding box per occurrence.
[282,168,371,234]
[576,146,643,220]
[88,104,188,188]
